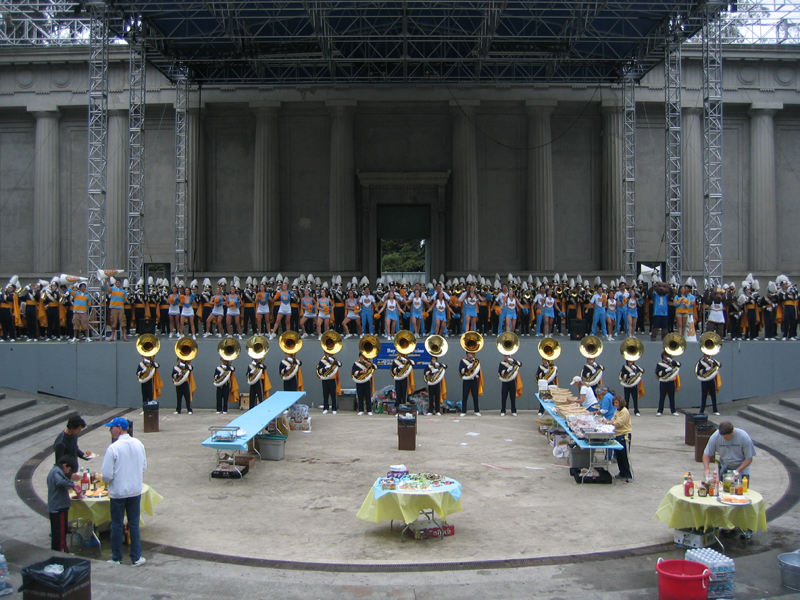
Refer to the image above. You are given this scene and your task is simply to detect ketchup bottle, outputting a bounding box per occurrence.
[81,469,90,492]
[684,472,694,497]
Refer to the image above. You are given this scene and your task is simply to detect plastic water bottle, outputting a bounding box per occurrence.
[0,546,12,596]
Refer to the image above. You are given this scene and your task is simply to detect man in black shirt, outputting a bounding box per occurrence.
[53,416,94,462]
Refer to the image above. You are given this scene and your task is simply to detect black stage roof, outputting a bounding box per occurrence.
[106,0,726,85]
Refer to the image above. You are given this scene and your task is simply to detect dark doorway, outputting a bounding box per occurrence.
[377,205,430,283]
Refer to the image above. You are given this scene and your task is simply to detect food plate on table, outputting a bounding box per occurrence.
[718,494,751,506]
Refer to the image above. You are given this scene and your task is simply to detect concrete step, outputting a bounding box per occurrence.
[0,403,72,436]
[779,398,800,412]
[0,397,37,418]
[748,403,800,430]
[0,407,77,449]
[0,391,5,399]
[737,407,800,442]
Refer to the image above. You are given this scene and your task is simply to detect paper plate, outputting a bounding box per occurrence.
[717,495,752,506]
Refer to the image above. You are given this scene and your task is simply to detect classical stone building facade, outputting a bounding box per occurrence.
[1,44,798,282]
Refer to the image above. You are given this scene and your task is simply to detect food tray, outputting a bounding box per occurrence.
[718,495,752,506]
[210,426,239,442]
[582,431,616,443]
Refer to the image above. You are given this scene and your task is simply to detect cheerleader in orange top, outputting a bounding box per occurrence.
[341,289,362,339]
[299,287,316,338]
[255,283,271,334]
[315,288,333,339]
[674,285,695,337]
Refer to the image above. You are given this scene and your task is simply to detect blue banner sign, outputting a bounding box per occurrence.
[374,343,431,369]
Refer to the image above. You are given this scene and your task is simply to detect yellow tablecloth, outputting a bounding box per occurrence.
[68,484,163,527]
[653,484,767,532]
[357,484,463,525]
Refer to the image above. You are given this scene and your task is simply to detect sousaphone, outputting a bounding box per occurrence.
[460,331,484,353]
[537,337,561,361]
[496,331,520,356]
[663,332,687,357]
[246,334,270,360]
[174,336,198,361]
[217,337,241,361]
[278,330,303,354]
[393,330,417,355]
[359,334,381,359]
[136,334,160,358]
[320,330,343,355]
[424,334,448,357]
[579,335,603,359]
[699,331,722,356]
[620,336,645,361]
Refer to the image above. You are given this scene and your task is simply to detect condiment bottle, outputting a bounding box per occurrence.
[81,469,90,492]
[743,476,748,493]
[735,477,744,495]
[684,472,694,497]
[712,471,719,496]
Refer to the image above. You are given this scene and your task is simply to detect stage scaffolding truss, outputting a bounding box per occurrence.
[622,75,636,283]
[126,18,146,285]
[703,11,724,290]
[665,22,683,286]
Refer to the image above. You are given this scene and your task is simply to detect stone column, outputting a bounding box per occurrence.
[450,99,480,272]
[105,109,128,271]
[526,100,557,272]
[252,102,281,272]
[682,107,704,273]
[748,105,780,272]
[600,105,624,273]
[327,100,357,272]
[32,110,61,272]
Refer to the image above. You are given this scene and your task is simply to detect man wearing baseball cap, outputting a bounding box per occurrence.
[101,417,147,566]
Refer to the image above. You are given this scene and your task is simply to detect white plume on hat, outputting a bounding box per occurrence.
[554,273,561,284]
[190,279,198,288]
[534,277,541,288]
[752,279,760,292]
[576,274,583,284]
[218,277,227,286]
[594,276,601,286]
[148,276,154,286]
[203,278,211,287]
[768,281,778,293]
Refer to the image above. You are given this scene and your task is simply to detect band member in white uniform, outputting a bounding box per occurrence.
[619,360,644,416]
[352,354,375,415]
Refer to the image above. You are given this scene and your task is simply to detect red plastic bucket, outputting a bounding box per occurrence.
[656,559,710,600]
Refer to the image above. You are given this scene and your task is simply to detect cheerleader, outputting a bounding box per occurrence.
[408,288,428,336]
[378,291,401,338]
[225,285,242,339]
[533,285,546,336]
[460,285,481,333]
[605,292,618,341]
[179,287,197,339]
[342,289,362,339]
[255,283,271,334]
[167,285,181,338]
[299,287,316,338]
[504,288,518,334]
[270,282,293,340]
[674,285,695,338]
[432,291,452,336]
[203,286,225,338]
[542,288,556,337]
[359,286,376,335]
[315,288,333,339]
[627,289,640,336]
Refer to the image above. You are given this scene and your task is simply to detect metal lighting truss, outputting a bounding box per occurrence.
[622,74,636,282]
[127,18,146,284]
[664,21,682,286]
[85,2,108,338]
[702,12,723,290]
[173,70,188,284]
[0,0,88,45]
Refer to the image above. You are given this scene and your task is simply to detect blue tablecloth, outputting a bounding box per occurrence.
[537,394,623,451]
[201,391,306,451]
[372,477,462,501]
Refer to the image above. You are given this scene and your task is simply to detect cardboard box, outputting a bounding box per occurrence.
[408,520,455,540]
[550,432,570,448]
[211,463,248,479]
[238,393,250,410]
[674,528,716,549]
[289,417,311,431]
[234,454,256,469]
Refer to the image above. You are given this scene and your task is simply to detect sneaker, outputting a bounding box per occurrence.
[107,559,122,565]
[436,412,441,416]
[203,332,211,338]
[714,412,721,416]
[358,411,364,416]
[70,337,78,343]
[460,413,466,417]
[512,413,518,417]
[192,335,196,340]
[656,412,662,417]
[301,333,308,338]
[216,333,222,338]
[475,412,482,417]
[500,412,505,417]
[215,411,221,415]
[132,557,146,567]
[188,411,193,415]
[426,412,432,416]
[782,337,788,341]
[237,335,242,340]
[85,338,92,342]
[332,411,337,415]
[222,412,227,415]
[614,474,626,480]
[344,334,352,339]
[673,412,680,416]
[269,333,275,340]
[173,411,179,415]
[635,412,641,417]
[367,412,373,416]
[322,410,328,415]
[318,335,322,341]
[538,411,544,416]
[626,478,634,483]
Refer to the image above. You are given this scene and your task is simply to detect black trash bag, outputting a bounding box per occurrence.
[18,557,90,592]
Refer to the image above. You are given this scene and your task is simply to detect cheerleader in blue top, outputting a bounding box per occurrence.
[179,286,197,339]
[299,288,316,338]
[377,291,401,338]
[342,289,362,339]
[432,292,452,336]
[409,289,428,336]
[542,288,556,337]
[270,282,293,340]
[315,288,333,339]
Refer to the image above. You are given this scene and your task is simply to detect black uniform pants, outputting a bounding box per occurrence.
[250,382,264,408]
[763,309,776,339]
[175,381,192,413]
[283,378,298,392]
[159,308,169,334]
[427,383,441,414]
[242,307,256,335]
[334,307,345,333]
[321,378,337,411]
[47,306,60,338]
[624,386,640,414]
[783,306,797,339]
[746,308,758,339]
[729,315,742,339]
[700,380,717,413]
[141,379,154,405]
[395,377,408,407]
[356,381,372,413]
[134,307,146,332]
[216,381,231,413]
[462,379,480,413]
[658,380,676,414]
[501,380,517,414]
[26,305,39,339]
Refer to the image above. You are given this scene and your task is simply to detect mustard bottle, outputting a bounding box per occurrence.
[743,476,748,493]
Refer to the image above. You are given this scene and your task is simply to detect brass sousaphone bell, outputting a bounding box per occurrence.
[278,330,303,354]
[247,334,270,360]
[620,336,645,361]
[217,337,241,361]
[663,332,687,357]
[699,331,722,356]
[393,330,417,355]
[320,330,343,355]
[424,334,448,357]
[359,334,381,359]
[579,335,603,359]
[496,331,520,356]
[136,334,160,357]
[174,336,198,361]
[460,331,484,353]
[538,336,561,361]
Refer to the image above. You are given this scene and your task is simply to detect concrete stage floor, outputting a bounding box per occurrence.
[31,403,788,565]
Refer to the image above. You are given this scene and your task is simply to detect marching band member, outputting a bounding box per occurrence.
[779,278,798,340]
[655,350,681,416]
[225,285,243,339]
[44,279,61,340]
[498,354,522,416]
[70,282,91,342]
[459,351,482,417]
[179,286,197,340]
[136,355,162,407]
[424,355,446,416]
[316,351,342,414]
[390,351,415,407]
[167,284,181,338]
[212,358,236,414]
[342,289,362,339]
[157,280,170,336]
[246,356,271,409]
[696,354,722,415]
[200,280,213,334]
[255,283,271,335]
[19,282,41,341]
[619,360,645,417]
[241,280,257,336]
[279,351,303,392]
[299,287,317,338]
[581,355,604,395]
[270,282,293,340]
[535,358,558,415]
[0,279,21,342]
[122,280,134,338]
[172,357,195,415]
[59,283,72,340]
[105,277,128,342]
[315,288,333,339]
[352,353,375,415]
[332,283,346,335]
[740,283,760,340]
[761,282,779,340]
[132,281,148,336]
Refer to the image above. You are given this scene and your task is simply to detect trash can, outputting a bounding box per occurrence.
[143,402,159,433]
[19,556,91,600]
[694,424,717,463]
[256,433,287,461]
[397,404,417,451]
[569,319,587,341]
[684,413,708,446]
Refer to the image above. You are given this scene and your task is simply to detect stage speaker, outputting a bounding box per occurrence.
[137,318,156,335]
[569,319,587,341]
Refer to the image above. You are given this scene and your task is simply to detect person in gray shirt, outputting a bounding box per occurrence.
[47,455,81,552]
[702,421,756,481]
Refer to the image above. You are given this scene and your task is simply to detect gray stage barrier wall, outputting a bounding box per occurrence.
[1,338,798,411]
